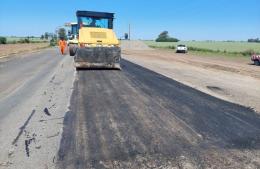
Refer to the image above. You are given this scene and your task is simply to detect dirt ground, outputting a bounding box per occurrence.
[121,41,260,113]
[0,43,49,58]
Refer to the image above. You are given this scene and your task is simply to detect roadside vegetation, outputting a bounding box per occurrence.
[49,28,67,46]
[0,28,67,47]
[145,41,260,57]
[0,34,58,57]
[0,37,7,44]
[248,38,260,43]
[0,36,48,44]
[155,31,179,42]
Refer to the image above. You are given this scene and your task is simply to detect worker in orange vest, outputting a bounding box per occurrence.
[58,37,67,55]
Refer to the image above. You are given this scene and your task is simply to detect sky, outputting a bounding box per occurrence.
[0,0,259,41]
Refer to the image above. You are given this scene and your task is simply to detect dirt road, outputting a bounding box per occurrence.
[0,45,260,169]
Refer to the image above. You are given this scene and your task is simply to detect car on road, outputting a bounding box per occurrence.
[176,44,188,53]
[251,54,260,66]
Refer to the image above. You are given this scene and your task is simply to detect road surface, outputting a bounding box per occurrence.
[57,61,260,168]
[122,48,260,113]
[0,48,260,169]
[0,48,75,169]
[0,48,64,118]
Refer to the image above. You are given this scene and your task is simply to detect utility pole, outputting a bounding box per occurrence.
[128,24,131,40]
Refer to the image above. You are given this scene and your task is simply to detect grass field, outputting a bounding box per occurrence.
[144,41,260,55]
[5,36,47,43]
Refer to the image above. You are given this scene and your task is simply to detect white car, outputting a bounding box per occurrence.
[176,44,188,53]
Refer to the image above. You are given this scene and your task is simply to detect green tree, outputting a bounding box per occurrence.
[0,37,7,44]
[158,31,169,39]
[50,38,57,46]
[48,33,54,39]
[124,33,129,40]
[53,34,57,40]
[156,31,179,42]
[58,28,67,40]
[44,32,49,40]
[49,33,58,46]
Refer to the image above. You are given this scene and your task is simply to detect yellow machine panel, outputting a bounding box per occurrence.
[79,27,119,45]
[71,10,121,70]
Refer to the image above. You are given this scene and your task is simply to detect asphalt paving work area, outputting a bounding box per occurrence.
[0,47,260,169]
[57,59,260,169]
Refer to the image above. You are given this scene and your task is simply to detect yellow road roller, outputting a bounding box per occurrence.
[69,11,121,70]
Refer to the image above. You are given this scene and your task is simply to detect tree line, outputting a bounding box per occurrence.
[248,38,260,43]
[155,31,179,42]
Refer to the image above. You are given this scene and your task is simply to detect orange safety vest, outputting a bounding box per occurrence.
[59,40,67,47]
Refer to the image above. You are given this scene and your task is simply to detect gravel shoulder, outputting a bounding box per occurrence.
[122,47,260,113]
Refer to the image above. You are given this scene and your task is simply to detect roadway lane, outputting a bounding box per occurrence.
[57,59,260,169]
[0,48,75,169]
[0,48,63,119]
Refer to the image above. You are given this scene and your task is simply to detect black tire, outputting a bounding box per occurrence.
[254,60,260,66]
[69,46,76,56]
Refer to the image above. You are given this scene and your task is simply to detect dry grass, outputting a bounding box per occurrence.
[0,43,49,58]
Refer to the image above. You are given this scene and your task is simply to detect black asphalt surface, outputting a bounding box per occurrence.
[57,59,260,169]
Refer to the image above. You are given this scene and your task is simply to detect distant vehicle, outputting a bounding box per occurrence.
[251,54,260,66]
[176,44,188,53]
[66,22,78,46]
